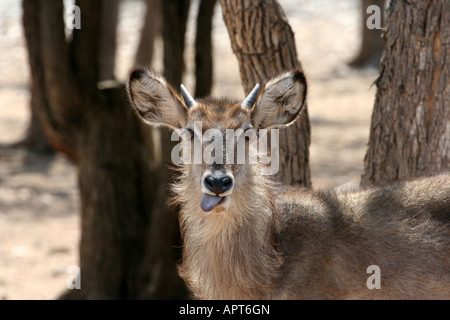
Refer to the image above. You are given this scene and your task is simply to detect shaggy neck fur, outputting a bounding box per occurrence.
[174,168,281,299]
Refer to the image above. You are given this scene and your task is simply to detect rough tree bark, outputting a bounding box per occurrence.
[220,0,311,187]
[348,0,386,68]
[361,0,449,186]
[23,0,187,299]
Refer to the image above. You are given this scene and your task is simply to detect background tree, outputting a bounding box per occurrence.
[141,0,192,299]
[13,102,55,154]
[98,0,120,81]
[15,72,55,155]
[361,0,449,185]
[22,0,188,299]
[194,0,217,98]
[348,0,386,68]
[17,0,120,156]
[135,0,162,68]
[220,0,311,187]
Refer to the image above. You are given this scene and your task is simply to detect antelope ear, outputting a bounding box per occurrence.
[127,69,188,130]
[251,69,307,130]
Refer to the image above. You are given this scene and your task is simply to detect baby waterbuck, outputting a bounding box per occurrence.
[128,69,449,299]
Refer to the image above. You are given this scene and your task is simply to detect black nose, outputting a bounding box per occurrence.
[204,175,234,196]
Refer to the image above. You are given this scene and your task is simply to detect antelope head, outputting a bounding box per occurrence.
[127,69,307,213]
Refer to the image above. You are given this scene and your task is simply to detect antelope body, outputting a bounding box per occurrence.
[128,69,450,299]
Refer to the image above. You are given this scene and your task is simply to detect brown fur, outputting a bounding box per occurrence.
[127,69,450,300]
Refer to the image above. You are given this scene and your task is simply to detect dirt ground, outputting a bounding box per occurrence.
[0,0,378,299]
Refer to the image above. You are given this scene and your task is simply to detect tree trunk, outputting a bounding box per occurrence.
[162,0,190,87]
[23,0,78,162]
[220,0,311,187]
[76,85,156,299]
[361,0,449,186]
[143,0,192,298]
[194,0,217,98]
[99,0,120,80]
[23,0,187,299]
[348,0,386,68]
[134,0,162,68]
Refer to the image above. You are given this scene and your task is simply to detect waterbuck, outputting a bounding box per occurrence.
[127,68,449,299]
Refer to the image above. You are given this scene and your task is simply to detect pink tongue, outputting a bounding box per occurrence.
[200,194,223,212]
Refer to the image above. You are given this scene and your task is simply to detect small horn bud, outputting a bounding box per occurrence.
[180,84,197,109]
[241,83,260,109]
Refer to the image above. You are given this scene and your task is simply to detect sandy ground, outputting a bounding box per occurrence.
[0,0,378,299]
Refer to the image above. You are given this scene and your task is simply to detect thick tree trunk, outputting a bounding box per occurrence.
[194,0,217,98]
[361,0,449,186]
[348,0,386,68]
[220,0,311,187]
[23,0,187,299]
[76,86,157,299]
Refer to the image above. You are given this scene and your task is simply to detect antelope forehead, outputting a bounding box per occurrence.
[188,102,250,129]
